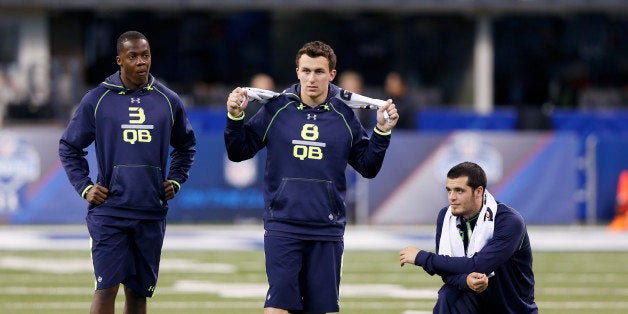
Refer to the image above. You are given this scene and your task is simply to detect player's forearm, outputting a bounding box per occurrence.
[442,274,473,292]
[168,150,195,185]
[61,163,94,197]
[350,133,389,178]
[224,119,263,162]
[59,144,94,196]
[416,250,479,275]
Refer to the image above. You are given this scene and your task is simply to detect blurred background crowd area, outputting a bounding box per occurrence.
[0,1,627,226]
[0,0,627,130]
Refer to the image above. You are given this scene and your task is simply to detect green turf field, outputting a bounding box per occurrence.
[1,250,627,313]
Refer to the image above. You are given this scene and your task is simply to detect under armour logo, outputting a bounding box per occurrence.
[131,98,141,104]
[307,114,317,120]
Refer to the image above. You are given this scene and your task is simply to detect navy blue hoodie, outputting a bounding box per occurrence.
[225,83,391,239]
[59,72,196,220]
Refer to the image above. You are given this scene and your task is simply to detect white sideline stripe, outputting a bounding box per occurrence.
[5,301,628,311]
[173,280,438,299]
[3,225,628,252]
[0,256,92,273]
[2,301,436,311]
[172,280,266,298]
[0,256,235,274]
[0,287,90,294]
[538,301,628,309]
[2,284,626,298]
[539,287,628,296]
[341,301,436,309]
[4,302,92,309]
[543,273,628,283]
[3,301,262,310]
[0,282,438,300]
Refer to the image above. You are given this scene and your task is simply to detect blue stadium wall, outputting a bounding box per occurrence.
[1,109,627,225]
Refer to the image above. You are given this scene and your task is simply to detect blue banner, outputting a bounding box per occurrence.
[0,124,623,225]
[369,131,581,224]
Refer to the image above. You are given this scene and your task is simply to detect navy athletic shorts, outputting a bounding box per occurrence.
[86,214,166,297]
[263,233,344,313]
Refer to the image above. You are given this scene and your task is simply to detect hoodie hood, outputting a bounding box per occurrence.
[284,83,341,106]
[100,71,156,94]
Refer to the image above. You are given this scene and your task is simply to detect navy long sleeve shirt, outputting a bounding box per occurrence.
[415,203,538,313]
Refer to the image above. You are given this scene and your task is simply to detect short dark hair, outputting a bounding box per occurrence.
[295,41,337,71]
[116,31,148,54]
[447,161,487,190]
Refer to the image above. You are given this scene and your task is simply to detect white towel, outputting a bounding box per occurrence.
[438,190,498,258]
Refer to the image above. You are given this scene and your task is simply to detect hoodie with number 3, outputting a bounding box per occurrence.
[59,71,196,220]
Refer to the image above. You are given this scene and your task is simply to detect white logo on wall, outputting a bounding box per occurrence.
[433,132,503,183]
[0,132,40,214]
[224,154,258,188]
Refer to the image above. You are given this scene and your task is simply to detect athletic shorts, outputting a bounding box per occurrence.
[86,214,166,297]
[263,234,344,313]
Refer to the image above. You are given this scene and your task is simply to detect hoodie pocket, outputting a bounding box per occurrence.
[269,178,340,224]
[107,165,165,210]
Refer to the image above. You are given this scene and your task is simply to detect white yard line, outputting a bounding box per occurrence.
[3,280,626,298]
[1,224,628,251]
[0,256,235,274]
[5,300,628,311]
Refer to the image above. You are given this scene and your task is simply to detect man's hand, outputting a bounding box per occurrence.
[227,87,248,117]
[466,272,489,293]
[376,99,399,132]
[399,246,421,267]
[164,180,176,201]
[85,183,108,205]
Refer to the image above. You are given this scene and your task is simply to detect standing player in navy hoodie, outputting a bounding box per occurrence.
[399,162,537,313]
[59,31,196,314]
[225,41,399,313]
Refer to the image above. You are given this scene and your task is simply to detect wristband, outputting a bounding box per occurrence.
[169,180,181,194]
[81,185,94,199]
[374,126,391,136]
[227,111,245,120]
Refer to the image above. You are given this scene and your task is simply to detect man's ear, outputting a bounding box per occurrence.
[116,56,122,66]
[475,186,484,199]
